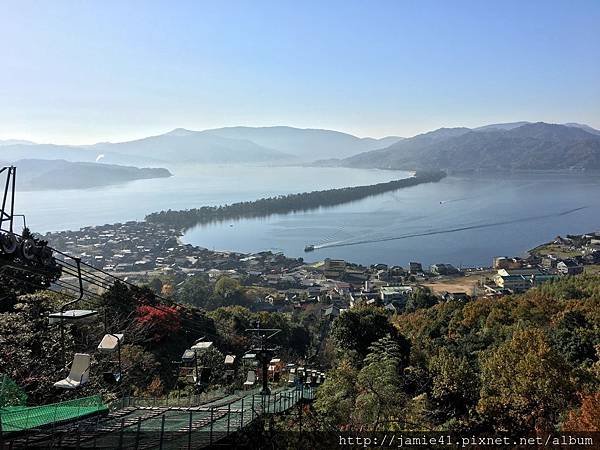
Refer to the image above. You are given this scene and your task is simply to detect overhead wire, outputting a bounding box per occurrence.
[1,228,228,343]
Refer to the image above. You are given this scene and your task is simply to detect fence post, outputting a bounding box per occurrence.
[241,398,244,426]
[118,418,125,450]
[159,414,165,450]
[134,417,141,450]
[187,410,192,450]
[209,407,214,445]
[227,402,231,434]
[251,394,255,420]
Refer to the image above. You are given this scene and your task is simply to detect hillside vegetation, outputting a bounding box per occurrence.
[1,234,599,434]
[338,123,600,171]
[312,275,600,433]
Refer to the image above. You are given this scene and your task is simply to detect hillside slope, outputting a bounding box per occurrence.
[15,159,172,190]
[92,129,290,164]
[340,123,600,171]
[204,126,403,160]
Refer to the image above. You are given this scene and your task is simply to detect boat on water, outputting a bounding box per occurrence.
[304,245,315,252]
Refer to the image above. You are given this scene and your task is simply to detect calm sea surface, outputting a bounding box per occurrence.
[16,165,600,267]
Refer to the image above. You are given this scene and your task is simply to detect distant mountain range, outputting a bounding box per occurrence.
[0,126,403,166]
[201,126,403,161]
[0,139,36,146]
[2,122,600,171]
[2,159,172,190]
[328,122,600,171]
[92,129,290,164]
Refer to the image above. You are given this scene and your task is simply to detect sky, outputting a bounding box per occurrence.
[1,0,599,144]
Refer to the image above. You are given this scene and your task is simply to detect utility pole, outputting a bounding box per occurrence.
[245,321,280,396]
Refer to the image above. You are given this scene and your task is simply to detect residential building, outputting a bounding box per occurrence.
[557,259,584,276]
[430,263,460,275]
[379,286,413,304]
[409,262,423,274]
[493,256,524,270]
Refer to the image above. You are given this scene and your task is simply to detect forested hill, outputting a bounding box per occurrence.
[14,159,172,190]
[315,274,600,433]
[336,122,600,171]
[146,170,445,229]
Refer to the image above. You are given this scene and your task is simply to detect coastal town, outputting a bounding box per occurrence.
[43,219,600,316]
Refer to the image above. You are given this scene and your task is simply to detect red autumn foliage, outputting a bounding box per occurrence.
[135,305,181,342]
[562,392,600,432]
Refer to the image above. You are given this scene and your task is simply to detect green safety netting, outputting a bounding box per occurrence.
[0,394,107,432]
[0,374,27,408]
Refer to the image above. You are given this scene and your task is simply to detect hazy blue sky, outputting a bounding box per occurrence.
[1,0,599,144]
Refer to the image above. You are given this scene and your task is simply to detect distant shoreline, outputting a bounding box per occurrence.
[314,163,600,176]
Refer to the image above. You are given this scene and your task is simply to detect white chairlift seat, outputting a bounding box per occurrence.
[190,341,213,352]
[243,370,256,387]
[181,349,196,362]
[54,353,91,389]
[49,309,98,324]
[97,334,124,353]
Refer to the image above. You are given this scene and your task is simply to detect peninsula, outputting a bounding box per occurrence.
[145,170,446,229]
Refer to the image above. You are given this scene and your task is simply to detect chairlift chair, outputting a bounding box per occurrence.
[242,352,258,368]
[178,349,199,385]
[97,333,124,352]
[49,309,98,324]
[98,333,124,384]
[243,370,256,389]
[297,367,305,383]
[268,357,284,381]
[224,355,236,383]
[54,353,91,389]
[182,349,196,362]
[190,341,213,352]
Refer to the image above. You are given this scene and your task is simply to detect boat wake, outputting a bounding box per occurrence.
[316,206,588,250]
